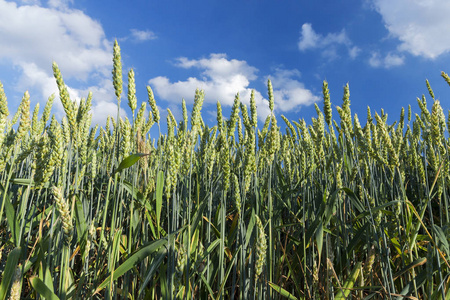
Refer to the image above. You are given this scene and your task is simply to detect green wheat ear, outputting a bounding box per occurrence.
[16,91,31,142]
[323,80,332,126]
[232,174,241,215]
[250,90,257,127]
[52,186,73,243]
[267,79,274,113]
[112,39,123,102]
[0,81,9,117]
[190,88,204,131]
[53,62,77,137]
[227,93,240,140]
[147,85,160,124]
[40,94,54,132]
[181,98,188,132]
[216,101,223,133]
[442,71,450,86]
[9,264,22,300]
[426,79,435,99]
[127,68,137,112]
[255,215,267,282]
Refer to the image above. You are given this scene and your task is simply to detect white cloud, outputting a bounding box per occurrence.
[268,68,320,112]
[0,0,112,79]
[349,46,361,59]
[148,54,318,121]
[369,51,405,68]
[0,0,120,124]
[373,0,450,59]
[149,54,258,108]
[18,62,58,101]
[368,53,382,68]
[384,53,405,67]
[48,0,73,10]
[16,0,41,4]
[298,23,360,60]
[130,29,157,42]
[175,54,258,82]
[91,101,127,127]
[298,23,321,50]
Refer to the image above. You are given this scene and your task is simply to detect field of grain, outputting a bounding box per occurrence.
[0,40,449,299]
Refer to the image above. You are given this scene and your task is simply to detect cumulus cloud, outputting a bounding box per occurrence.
[298,23,360,60]
[149,54,258,107]
[369,51,405,68]
[149,54,268,119]
[372,0,450,59]
[175,54,258,82]
[268,68,320,112]
[0,0,112,79]
[298,24,321,51]
[0,0,118,123]
[130,29,157,42]
[148,54,318,121]
[91,101,127,127]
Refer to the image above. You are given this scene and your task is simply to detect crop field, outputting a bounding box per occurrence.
[0,41,449,299]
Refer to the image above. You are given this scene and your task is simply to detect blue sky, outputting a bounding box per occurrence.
[1,0,450,130]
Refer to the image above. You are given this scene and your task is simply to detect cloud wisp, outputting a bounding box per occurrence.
[298,23,360,60]
[130,29,157,42]
[368,51,405,68]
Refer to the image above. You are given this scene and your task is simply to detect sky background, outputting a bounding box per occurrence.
[2,0,450,131]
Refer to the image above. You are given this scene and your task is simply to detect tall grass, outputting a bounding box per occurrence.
[0,41,450,299]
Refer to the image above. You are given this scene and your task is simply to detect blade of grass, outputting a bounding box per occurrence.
[30,276,60,300]
[0,247,21,300]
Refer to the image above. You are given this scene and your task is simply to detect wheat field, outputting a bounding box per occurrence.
[0,40,449,299]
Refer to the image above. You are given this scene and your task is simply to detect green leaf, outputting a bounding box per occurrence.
[335,262,362,300]
[121,180,142,203]
[342,188,365,213]
[432,225,450,257]
[200,273,215,300]
[114,153,150,174]
[144,209,157,238]
[94,228,184,295]
[216,246,241,299]
[268,281,298,300]
[0,247,21,300]
[156,170,164,238]
[95,238,167,294]
[138,247,167,297]
[324,189,339,225]
[30,276,60,300]
[244,210,256,248]
[206,239,220,254]
[43,264,55,294]
[4,195,20,246]
[395,269,427,300]
[11,178,34,186]
[315,221,324,263]
[393,257,426,280]
[354,200,401,222]
[74,196,87,244]
[347,222,370,254]
[191,199,207,240]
